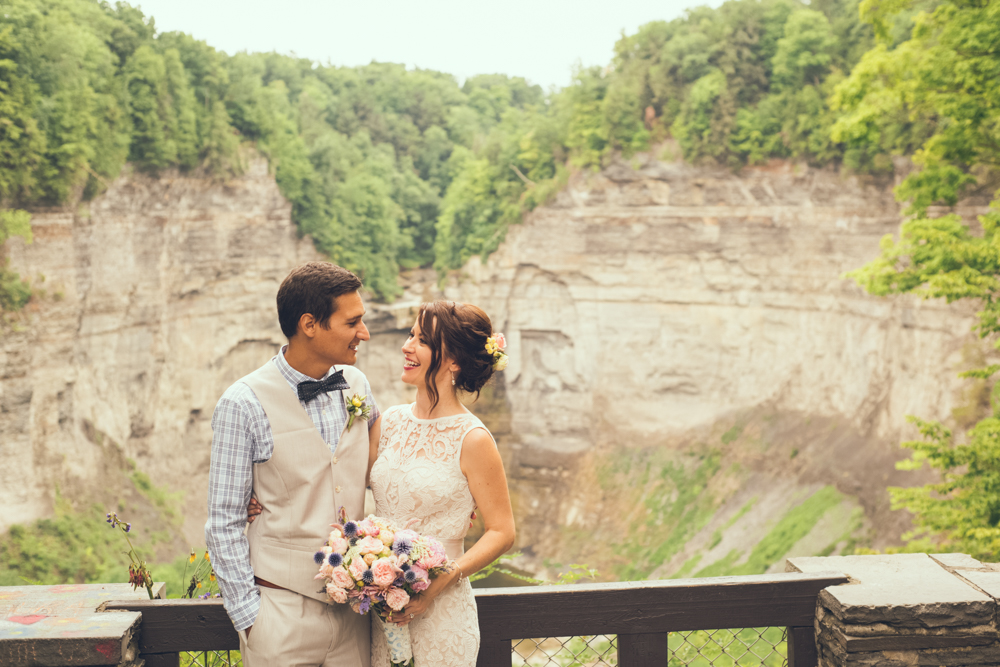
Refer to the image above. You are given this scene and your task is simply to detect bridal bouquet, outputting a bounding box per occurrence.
[315,510,451,667]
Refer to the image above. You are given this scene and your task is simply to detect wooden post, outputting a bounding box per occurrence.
[787,626,818,667]
[618,632,669,666]
[476,637,511,667]
[140,654,180,667]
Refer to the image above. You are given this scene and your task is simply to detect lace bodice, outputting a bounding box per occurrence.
[369,403,486,667]
[369,404,485,541]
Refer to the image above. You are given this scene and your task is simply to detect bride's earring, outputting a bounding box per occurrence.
[451,372,456,386]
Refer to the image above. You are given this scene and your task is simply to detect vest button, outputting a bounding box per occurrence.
[332,457,339,464]
[335,485,342,493]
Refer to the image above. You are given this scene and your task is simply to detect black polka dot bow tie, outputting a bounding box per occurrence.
[297,370,350,403]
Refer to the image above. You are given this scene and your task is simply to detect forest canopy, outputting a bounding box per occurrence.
[0,0,980,302]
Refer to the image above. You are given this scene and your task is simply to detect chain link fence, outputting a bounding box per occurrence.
[181,651,242,667]
[512,627,787,667]
[176,627,784,667]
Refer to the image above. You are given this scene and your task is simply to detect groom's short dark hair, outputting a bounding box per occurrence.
[277,262,362,338]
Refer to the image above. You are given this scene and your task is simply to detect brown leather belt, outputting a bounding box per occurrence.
[255,576,286,591]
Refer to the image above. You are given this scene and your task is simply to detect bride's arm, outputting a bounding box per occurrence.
[397,427,514,623]
[365,415,382,488]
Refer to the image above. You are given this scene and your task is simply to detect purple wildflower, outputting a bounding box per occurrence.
[359,597,370,614]
[125,523,131,533]
[393,576,405,587]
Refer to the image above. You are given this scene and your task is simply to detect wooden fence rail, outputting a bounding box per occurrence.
[104,571,847,667]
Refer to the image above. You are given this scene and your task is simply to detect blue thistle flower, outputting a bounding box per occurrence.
[400,563,410,571]
[362,569,375,585]
[393,576,405,587]
[314,551,326,565]
[404,570,417,583]
[391,536,412,556]
[343,521,358,538]
[328,553,343,567]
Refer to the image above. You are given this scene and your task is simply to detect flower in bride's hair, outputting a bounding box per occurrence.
[493,354,509,371]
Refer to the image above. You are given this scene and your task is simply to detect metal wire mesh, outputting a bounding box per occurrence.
[180,651,243,667]
[510,627,787,667]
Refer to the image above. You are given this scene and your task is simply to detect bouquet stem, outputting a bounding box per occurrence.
[375,614,415,667]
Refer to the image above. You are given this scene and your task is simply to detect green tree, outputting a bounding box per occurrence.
[843,0,1000,559]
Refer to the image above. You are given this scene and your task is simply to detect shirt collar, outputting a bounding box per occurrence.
[273,344,336,388]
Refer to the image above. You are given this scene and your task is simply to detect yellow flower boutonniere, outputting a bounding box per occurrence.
[345,393,372,431]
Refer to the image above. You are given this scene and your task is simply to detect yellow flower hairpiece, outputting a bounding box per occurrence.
[486,333,508,371]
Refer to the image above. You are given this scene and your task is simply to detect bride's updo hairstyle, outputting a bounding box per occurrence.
[418,301,497,411]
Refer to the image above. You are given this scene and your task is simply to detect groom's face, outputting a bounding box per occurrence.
[316,291,370,365]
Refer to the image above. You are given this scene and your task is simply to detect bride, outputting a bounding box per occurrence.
[247,300,515,665]
[367,300,516,666]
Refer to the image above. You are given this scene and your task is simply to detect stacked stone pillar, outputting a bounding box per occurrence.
[789,553,1000,667]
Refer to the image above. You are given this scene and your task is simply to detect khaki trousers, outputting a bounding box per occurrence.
[238,587,371,667]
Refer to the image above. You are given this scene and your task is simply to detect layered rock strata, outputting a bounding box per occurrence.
[0,160,320,540]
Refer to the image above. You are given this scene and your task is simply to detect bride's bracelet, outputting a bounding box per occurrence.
[449,559,465,582]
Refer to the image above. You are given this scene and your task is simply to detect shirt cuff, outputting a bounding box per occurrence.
[228,588,261,632]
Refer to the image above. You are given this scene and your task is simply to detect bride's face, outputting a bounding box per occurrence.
[401,318,448,387]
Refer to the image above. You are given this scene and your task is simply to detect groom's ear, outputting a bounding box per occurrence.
[297,313,318,339]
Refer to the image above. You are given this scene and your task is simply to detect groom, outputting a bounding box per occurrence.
[206,262,380,666]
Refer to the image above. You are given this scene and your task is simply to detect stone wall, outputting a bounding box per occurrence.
[790,553,1000,667]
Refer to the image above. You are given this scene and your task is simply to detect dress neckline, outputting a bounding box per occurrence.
[405,403,475,424]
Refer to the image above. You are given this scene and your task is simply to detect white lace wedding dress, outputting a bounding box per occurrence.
[369,403,486,666]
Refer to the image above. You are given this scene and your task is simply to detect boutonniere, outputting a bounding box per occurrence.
[344,393,371,431]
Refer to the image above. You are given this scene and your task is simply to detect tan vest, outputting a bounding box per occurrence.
[242,362,370,602]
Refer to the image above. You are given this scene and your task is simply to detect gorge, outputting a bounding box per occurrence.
[0,151,987,582]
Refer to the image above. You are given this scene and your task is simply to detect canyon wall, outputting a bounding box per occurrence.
[0,153,988,578]
[0,160,320,542]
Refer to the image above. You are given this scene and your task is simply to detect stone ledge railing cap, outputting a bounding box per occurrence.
[787,554,992,620]
[958,570,1000,600]
[931,553,985,570]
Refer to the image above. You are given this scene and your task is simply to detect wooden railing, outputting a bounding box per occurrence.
[104,571,847,667]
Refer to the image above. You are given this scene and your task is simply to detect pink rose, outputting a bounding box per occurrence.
[371,557,400,588]
[318,563,333,579]
[349,556,367,581]
[385,587,410,611]
[358,518,379,537]
[329,537,349,554]
[327,584,348,604]
[495,333,506,350]
[412,579,429,592]
[357,536,384,555]
[330,566,353,589]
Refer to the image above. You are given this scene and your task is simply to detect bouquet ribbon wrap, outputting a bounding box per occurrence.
[376,614,414,667]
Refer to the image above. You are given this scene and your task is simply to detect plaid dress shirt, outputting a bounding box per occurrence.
[204,346,380,631]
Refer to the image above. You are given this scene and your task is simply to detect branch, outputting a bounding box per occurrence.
[509,164,536,188]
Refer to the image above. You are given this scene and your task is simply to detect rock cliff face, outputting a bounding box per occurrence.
[0,160,320,541]
[363,155,988,578]
[0,154,987,579]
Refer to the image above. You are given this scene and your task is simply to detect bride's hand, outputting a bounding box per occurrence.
[247,497,263,523]
[393,593,433,626]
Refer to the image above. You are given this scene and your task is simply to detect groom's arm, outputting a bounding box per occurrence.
[205,386,264,632]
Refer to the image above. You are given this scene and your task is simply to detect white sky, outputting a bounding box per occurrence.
[133,0,717,91]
